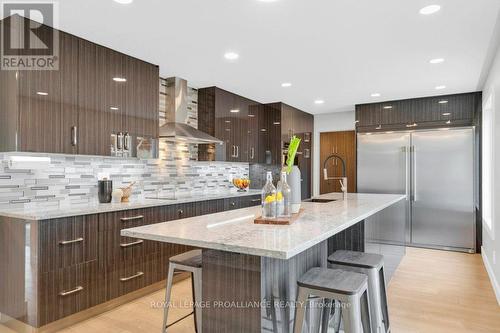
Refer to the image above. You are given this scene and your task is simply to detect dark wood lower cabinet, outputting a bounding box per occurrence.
[38,260,105,326]
[33,196,261,327]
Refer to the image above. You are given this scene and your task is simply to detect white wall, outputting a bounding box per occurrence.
[313,111,356,196]
[481,35,500,304]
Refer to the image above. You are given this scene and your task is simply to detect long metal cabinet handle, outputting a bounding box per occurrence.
[59,286,83,296]
[120,215,144,222]
[59,237,83,245]
[59,237,84,245]
[120,240,144,248]
[236,146,239,158]
[120,271,144,282]
[250,147,255,159]
[71,126,77,146]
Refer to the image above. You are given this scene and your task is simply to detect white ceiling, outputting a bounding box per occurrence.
[53,0,500,114]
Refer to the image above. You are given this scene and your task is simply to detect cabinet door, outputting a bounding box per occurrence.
[78,41,124,156]
[17,25,78,153]
[214,89,235,161]
[233,96,249,162]
[59,32,80,154]
[247,104,259,163]
[259,104,281,165]
[123,57,159,138]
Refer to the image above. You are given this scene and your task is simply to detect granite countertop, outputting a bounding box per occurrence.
[0,189,262,220]
[121,193,406,259]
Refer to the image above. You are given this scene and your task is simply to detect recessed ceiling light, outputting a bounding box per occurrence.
[113,77,127,82]
[36,91,48,96]
[430,58,445,64]
[371,93,381,97]
[435,85,446,90]
[230,109,240,113]
[383,105,393,109]
[314,100,325,105]
[257,0,279,2]
[224,52,239,61]
[419,5,441,15]
[438,100,448,104]
[281,82,292,88]
[114,0,133,4]
[110,107,119,110]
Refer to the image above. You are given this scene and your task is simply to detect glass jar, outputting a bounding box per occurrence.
[261,171,277,219]
[277,171,292,217]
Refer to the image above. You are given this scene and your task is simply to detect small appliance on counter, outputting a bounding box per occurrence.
[98,178,113,203]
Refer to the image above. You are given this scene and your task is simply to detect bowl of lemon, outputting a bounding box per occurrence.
[232,178,250,192]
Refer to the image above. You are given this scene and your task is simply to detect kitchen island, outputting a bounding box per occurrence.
[121,193,405,332]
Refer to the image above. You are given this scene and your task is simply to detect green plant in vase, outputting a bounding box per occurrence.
[286,136,301,173]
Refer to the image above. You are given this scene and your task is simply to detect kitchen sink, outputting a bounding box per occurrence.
[303,198,337,203]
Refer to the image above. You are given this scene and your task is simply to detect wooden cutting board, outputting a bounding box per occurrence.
[254,209,305,225]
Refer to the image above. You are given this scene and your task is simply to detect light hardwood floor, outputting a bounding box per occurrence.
[388,247,500,333]
[2,247,498,333]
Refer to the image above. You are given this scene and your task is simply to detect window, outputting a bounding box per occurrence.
[482,93,494,238]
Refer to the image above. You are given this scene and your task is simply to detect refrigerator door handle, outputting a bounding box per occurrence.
[412,145,417,202]
[405,146,410,201]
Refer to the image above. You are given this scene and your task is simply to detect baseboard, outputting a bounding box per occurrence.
[481,246,500,305]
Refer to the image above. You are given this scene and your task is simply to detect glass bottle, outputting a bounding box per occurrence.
[277,171,292,217]
[261,171,277,218]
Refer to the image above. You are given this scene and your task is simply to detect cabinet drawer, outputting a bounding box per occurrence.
[99,208,160,266]
[39,215,98,273]
[225,197,241,210]
[242,195,261,208]
[38,260,104,326]
[105,257,146,300]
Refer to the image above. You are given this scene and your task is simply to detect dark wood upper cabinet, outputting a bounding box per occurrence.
[0,15,159,156]
[198,87,258,162]
[356,92,481,132]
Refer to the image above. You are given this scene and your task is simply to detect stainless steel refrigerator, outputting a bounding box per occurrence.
[357,128,475,253]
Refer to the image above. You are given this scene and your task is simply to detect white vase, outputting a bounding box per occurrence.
[288,165,301,214]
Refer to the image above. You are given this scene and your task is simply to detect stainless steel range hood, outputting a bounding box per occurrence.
[159,77,223,145]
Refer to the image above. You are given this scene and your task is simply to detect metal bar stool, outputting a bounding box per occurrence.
[293,267,371,333]
[162,249,202,333]
[328,250,390,333]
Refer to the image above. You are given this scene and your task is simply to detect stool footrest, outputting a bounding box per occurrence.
[165,311,194,329]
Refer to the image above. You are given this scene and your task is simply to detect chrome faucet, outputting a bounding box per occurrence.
[323,154,348,200]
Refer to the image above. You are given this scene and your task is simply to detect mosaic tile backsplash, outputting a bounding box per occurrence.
[0,152,249,211]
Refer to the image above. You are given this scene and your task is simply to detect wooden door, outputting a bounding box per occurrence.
[320,131,356,194]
